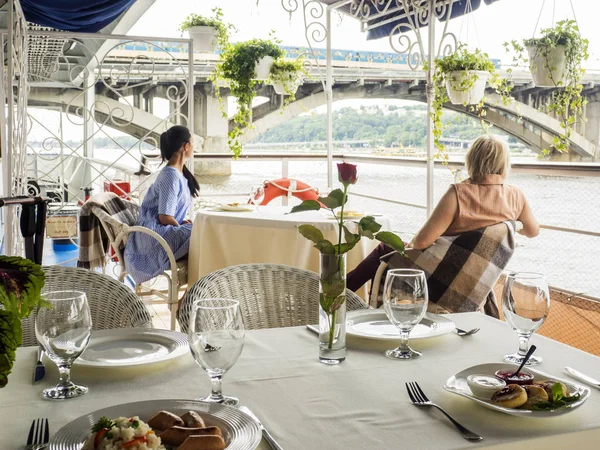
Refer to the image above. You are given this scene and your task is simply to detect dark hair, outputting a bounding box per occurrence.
[159,125,200,197]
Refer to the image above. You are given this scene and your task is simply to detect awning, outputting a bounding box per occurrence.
[20,0,138,33]
[321,0,502,40]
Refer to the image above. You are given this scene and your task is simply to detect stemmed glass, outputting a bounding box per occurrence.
[502,272,550,365]
[188,298,245,406]
[383,269,428,360]
[249,186,265,206]
[35,291,92,399]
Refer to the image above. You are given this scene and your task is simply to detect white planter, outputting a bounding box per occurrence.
[445,70,489,105]
[254,56,274,80]
[271,73,301,95]
[188,26,218,53]
[527,44,567,87]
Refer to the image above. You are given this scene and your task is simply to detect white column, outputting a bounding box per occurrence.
[425,0,436,217]
[326,7,334,190]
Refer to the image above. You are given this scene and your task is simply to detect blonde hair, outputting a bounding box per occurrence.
[465,135,510,182]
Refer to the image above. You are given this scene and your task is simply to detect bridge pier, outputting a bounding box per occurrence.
[582,94,600,156]
[190,84,231,177]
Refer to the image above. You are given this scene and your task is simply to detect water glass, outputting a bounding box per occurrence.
[188,298,245,406]
[249,185,265,206]
[383,269,428,360]
[502,272,550,365]
[35,291,92,399]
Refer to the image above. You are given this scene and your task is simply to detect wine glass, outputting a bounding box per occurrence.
[249,185,265,206]
[383,269,428,360]
[188,298,245,406]
[35,291,92,399]
[502,272,550,366]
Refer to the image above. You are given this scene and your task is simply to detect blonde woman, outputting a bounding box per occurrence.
[347,134,539,292]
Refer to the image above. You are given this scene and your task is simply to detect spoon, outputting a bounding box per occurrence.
[510,344,537,377]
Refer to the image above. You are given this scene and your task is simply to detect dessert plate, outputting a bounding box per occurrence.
[49,399,261,450]
[346,311,455,341]
[219,203,255,212]
[444,363,590,417]
[74,328,189,368]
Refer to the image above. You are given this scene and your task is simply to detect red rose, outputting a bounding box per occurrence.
[337,162,358,186]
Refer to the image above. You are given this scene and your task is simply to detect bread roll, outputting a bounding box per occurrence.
[491,384,528,409]
[148,411,184,430]
[159,426,222,446]
[177,435,226,450]
[181,411,205,428]
[521,385,549,409]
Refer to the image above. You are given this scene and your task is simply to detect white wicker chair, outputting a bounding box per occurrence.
[177,264,369,333]
[92,206,187,330]
[20,266,153,347]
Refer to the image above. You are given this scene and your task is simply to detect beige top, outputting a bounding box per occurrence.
[445,174,525,235]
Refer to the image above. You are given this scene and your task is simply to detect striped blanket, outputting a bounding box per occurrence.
[77,193,139,270]
[371,221,519,316]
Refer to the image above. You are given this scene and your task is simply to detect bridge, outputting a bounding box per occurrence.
[24,40,600,163]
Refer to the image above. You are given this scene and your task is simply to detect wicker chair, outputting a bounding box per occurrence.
[178,264,369,333]
[92,205,187,330]
[20,266,153,347]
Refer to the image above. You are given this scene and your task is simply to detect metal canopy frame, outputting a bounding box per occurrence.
[282,0,466,216]
[1,0,195,256]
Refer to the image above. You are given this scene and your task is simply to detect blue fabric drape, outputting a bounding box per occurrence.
[359,0,502,40]
[20,0,137,33]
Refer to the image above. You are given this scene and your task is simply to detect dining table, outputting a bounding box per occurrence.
[187,205,391,299]
[2,312,600,450]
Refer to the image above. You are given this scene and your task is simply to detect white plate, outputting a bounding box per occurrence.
[74,328,189,368]
[49,399,262,450]
[444,363,591,417]
[219,204,255,212]
[346,310,455,341]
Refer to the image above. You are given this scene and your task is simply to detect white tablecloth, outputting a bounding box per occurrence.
[187,206,391,299]
[2,313,600,449]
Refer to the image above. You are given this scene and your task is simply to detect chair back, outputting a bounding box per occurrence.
[91,206,130,271]
[178,263,368,333]
[20,265,153,346]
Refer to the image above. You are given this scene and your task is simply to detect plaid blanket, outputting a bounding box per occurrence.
[77,193,139,270]
[372,221,519,316]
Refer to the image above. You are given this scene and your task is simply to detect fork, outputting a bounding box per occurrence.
[455,327,480,337]
[26,418,49,450]
[406,382,482,441]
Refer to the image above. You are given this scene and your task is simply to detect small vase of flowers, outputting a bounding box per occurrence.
[290,163,405,364]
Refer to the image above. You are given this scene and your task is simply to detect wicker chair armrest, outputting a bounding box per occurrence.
[119,226,179,277]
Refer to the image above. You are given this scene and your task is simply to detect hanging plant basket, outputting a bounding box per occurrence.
[527,44,567,87]
[445,70,490,105]
[187,26,219,53]
[254,56,275,80]
[271,72,301,95]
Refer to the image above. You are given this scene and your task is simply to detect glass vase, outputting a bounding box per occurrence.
[319,253,347,364]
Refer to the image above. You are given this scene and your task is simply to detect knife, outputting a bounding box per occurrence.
[239,406,283,450]
[565,366,600,389]
[32,346,46,383]
[305,324,319,335]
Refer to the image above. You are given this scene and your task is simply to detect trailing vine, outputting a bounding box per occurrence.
[268,59,308,107]
[505,19,588,155]
[431,44,512,162]
[213,37,284,157]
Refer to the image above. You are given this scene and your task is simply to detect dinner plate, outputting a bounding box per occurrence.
[74,328,189,368]
[49,399,262,450]
[346,310,455,340]
[219,204,255,212]
[444,363,591,417]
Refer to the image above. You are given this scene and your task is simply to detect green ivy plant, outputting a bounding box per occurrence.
[431,44,512,161]
[268,59,307,106]
[0,256,47,387]
[179,7,234,50]
[213,37,284,158]
[505,19,588,155]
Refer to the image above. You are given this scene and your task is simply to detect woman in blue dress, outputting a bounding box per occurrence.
[124,125,200,284]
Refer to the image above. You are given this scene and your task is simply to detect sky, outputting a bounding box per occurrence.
[128,0,600,70]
